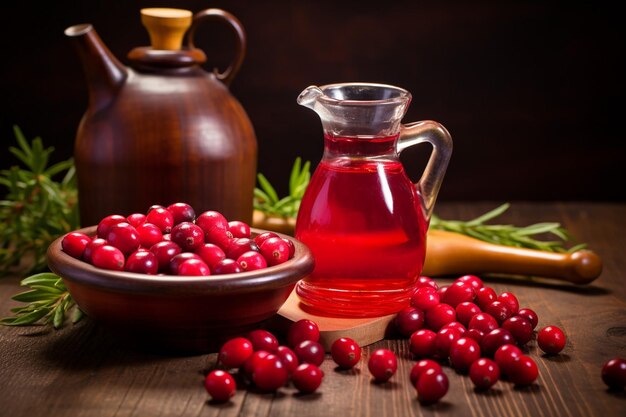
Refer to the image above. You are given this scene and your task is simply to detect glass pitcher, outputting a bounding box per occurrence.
[295,83,453,317]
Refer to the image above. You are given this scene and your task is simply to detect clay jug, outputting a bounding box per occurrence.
[65,8,257,226]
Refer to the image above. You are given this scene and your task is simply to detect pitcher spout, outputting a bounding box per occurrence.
[297,85,324,109]
[65,24,128,111]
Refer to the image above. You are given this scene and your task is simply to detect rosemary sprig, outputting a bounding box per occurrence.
[253,157,311,218]
[0,126,79,276]
[0,273,83,328]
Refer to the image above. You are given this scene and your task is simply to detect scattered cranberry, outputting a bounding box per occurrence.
[62,232,91,259]
[441,321,467,336]
[106,222,140,255]
[410,329,437,358]
[601,358,626,390]
[237,251,267,271]
[484,301,512,325]
[481,328,515,357]
[416,276,438,290]
[441,280,475,308]
[251,353,289,391]
[259,237,291,266]
[497,292,519,316]
[204,370,236,402]
[537,325,566,354]
[502,315,533,345]
[171,222,205,251]
[213,259,243,275]
[368,349,397,382]
[167,202,196,225]
[292,363,323,394]
[449,337,481,372]
[416,368,448,404]
[466,328,485,344]
[287,319,320,348]
[455,274,484,291]
[468,312,498,334]
[294,340,325,366]
[91,245,125,271]
[475,286,497,310]
[517,308,539,330]
[394,306,425,337]
[276,345,300,375]
[136,223,164,248]
[242,350,270,380]
[435,327,462,358]
[331,337,361,369]
[507,355,538,386]
[228,220,251,238]
[409,359,442,386]
[219,337,254,369]
[469,358,500,390]
[494,344,522,376]
[125,250,158,274]
[247,329,279,352]
[411,286,440,311]
[425,303,456,331]
[146,207,174,233]
[178,259,210,276]
[437,285,449,299]
[456,302,481,327]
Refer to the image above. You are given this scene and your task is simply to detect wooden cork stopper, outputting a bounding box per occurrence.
[140,8,193,50]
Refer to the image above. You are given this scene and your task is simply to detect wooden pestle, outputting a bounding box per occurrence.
[423,229,602,284]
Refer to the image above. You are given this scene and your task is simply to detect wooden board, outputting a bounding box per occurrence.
[276,289,396,351]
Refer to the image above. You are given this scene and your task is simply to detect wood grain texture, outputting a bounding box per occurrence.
[1,202,625,417]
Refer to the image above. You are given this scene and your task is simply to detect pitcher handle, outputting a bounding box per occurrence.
[397,121,453,220]
[186,9,246,86]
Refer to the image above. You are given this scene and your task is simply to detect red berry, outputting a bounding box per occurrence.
[168,252,202,275]
[150,241,182,272]
[294,340,325,366]
[62,232,91,259]
[441,321,467,336]
[125,250,158,274]
[237,251,267,271]
[178,259,210,276]
[225,238,259,260]
[449,337,481,372]
[466,328,485,344]
[147,204,165,213]
[537,325,566,354]
[409,359,442,386]
[292,363,323,393]
[425,303,456,331]
[96,214,126,238]
[126,213,146,227]
[205,228,233,251]
[276,345,299,375]
[251,353,288,391]
[254,231,279,248]
[167,202,195,225]
[410,329,437,358]
[441,281,475,308]
[259,237,290,266]
[484,301,512,325]
[502,315,533,345]
[394,306,425,337]
[135,222,163,249]
[416,276,438,290]
[455,274,484,291]
[368,349,397,382]
[204,370,236,402]
[456,302,481,327]
[469,358,500,390]
[435,327,462,358]
[601,358,626,389]
[83,237,107,263]
[494,344,523,376]
[219,337,254,369]
[91,245,125,271]
[481,328,515,357]
[195,243,226,270]
[411,286,440,311]
[475,286,497,310]
[517,308,539,330]
[242,350,270,380]
[287,319,320,348]
[331,337,361,369]
[507,355,538,385]
[228,220,250,238]
[497,292,519,315]
[437,285,449,299]
[212,259,243,275]
[196,210,229,233]
[468,312,498,334]
[247,329,279,352]
[171,222,205,251]
[107,222,140,255]
[283,238,295,258]
[146,207,174,233]
[416,368,448,403]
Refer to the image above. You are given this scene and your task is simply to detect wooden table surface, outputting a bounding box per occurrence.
[1,202,624,417]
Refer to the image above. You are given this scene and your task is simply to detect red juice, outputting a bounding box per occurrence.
[295,133,428,317]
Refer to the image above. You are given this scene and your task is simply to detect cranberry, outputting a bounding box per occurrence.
[537,325,566,354]
[394,306,425,337]
[283,238,296,258]
[251,353,288,391]
[62,232,91,259]
[468,312,498,334]
[213,259,243,275]
[219,337,254,369]
[96,214,126,238]
[83,237,107,263]
[469,358,500,390]
[195,243,226,270]
[150,241,182,272]
[259,237,291,266]
[205,228,233,251]
[411,286,440,311]
[517,308,539,330]
[497,292,520,315]
[449,337,481,372]
[225,238,259,260]
[441,321,467,336]
[294,340,325,366]
[410,329,437,358]
[204,370,236,402]
[481,328,515,357]
[437,285,449,299]
[292,363,323,393]
[507,355,538,385]
[253,231,279,248]
[466,328,485,344]
[441,280,475,307]
[455,274,484,291]
[456,302,481,327]
[494,344,522,376]
[484,300,512,325]
[125,250,158,274]
[167,202,195,225]
[502,315,533,345]
[237,251,267,271]
[368,349,397,382]
[409,359,442,386]
[331,337,361,369]
[228,220,250,238]
[178,259,210,276]
[276,345,299,375]
[147,204,165,213]
[287,319,320,348]
[135,223,163,249]
[425,303,456,331]
[416,368,448,404]
[126,213,146,227]
[247,329,279,352]
[168,252,201,275]
[435,327,462,358]
[196,210,229,238]
[146,207,174,233]
[107,222,140,255]
[416,276,438,290]
[171,222,205,251]
[475,286,497,310]
[242,350,270,380]
[601,358,626,389]
[91,245,125,271]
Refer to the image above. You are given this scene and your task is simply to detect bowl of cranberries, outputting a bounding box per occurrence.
[46,203,314,353]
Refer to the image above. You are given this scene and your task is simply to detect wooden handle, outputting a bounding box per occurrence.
[140,8,193,50]
[423,229,603,284]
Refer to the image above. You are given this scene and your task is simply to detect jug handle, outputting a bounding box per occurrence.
[186,9,246,86]
[397,121,453,221]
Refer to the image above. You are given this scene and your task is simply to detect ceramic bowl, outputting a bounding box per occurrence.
[47,226,314,353]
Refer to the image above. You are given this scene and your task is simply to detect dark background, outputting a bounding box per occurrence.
[1,1,624,201]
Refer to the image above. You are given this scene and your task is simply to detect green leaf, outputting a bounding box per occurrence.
[289,157,302,195]
[1,307,51,326]
[257,173,279,205]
